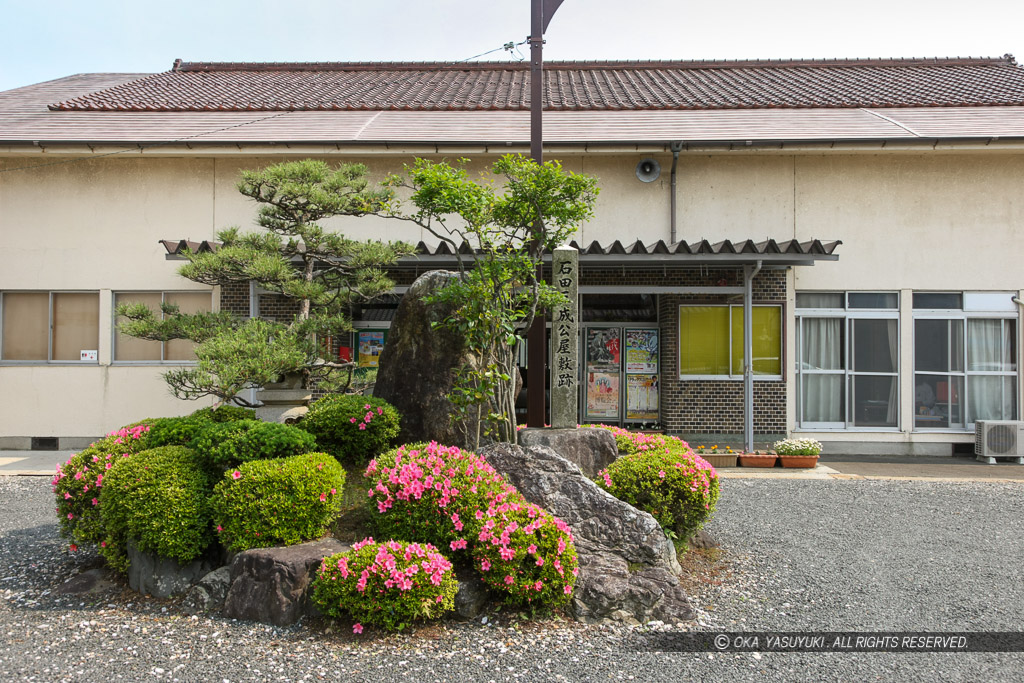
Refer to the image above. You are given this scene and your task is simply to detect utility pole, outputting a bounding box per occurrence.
[526,0,565,427]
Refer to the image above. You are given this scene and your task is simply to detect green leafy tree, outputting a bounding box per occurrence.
[385,155,598,447]
[118,159,414,405]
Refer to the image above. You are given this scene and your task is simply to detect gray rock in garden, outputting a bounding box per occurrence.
[221,538,350,627]
[373,270,520,449]
[480,442,692,625]
[454,565,491,620]
[517,427,618,478]
[688,529,720,550]
[56,567,118,595]
[127,541,218,599]
[181,566,232,615]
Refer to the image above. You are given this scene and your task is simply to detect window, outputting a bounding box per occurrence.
[0,292,99,362]
[796,292,899,429]
[114,291,212,362]
[678,304,782,379]
[913,292,1017,429]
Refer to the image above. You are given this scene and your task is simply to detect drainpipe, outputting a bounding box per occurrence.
[744,260,763,452]
[669,141,683,244]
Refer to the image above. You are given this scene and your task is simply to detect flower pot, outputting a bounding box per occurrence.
[738,454,778,468]
[779,455,819,469]
[699,453,738,468]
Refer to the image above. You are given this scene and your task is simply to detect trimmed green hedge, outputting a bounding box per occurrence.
[191,420,317,471]
[211,452,346,552]
[99,446,214,572]
[299,394,400,463]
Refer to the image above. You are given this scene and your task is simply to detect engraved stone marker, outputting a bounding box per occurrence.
[550,246,579,428]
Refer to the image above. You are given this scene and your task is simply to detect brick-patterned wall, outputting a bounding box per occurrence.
[220,281,250,317]
[654,269,788,436]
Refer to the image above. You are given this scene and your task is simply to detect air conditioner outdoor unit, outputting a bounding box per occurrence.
[974,420,1024,464]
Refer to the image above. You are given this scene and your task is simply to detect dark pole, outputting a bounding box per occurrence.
[526,0,564,427]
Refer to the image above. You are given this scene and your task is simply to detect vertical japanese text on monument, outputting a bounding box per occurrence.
[550,247,579,428]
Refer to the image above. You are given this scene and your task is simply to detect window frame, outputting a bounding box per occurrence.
[0,290,100,365]
[677,303,784,381]
[112,290,214,365]
[795,291,901,431]
[912,294,1018,431]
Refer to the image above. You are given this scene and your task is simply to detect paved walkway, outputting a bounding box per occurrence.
[3,448,1024,481]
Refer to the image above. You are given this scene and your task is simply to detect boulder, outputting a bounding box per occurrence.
[453,564,491,620]
[373,271,468,446]
[56,567,118,595]
[127,541,219,599]
[182,566,232,615]
[517,427,618,478]
[480,443,692,625]
[221,538,350,626]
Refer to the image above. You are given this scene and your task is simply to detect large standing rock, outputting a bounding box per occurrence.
[127,541,219,599]
[518,427,618,478]
[222,538,350,626]
[373,270,468,446]
[480,443,692,625]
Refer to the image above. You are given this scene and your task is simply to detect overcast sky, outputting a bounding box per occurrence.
[2,0,1022,92]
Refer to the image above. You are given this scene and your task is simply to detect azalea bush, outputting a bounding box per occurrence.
[585,423,693,455]
[364,442,521,556]
[99,446,214,572]
[53,424,151,552]
[471,501,578,607]
[772,438,823,456]
[365,441,578,606]
[596,448,720,541]
[192,419,317,471]
[311,538,457,632]
[300,394,400,464]
[211,452,345,552]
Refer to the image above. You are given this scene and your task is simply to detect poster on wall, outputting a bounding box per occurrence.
[625,329,659,373]
[358,330,385,367]
[586,328,621,371]
[626,374,659,420]
[586,372,620,419]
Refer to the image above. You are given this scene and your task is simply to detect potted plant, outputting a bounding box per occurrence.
[773,438,822,468]
[737,450,778,468]
[694,444,737,468]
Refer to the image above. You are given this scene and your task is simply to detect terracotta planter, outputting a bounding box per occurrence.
[699,453,738,468]
[779,455,819,469]
[738,454,778,468]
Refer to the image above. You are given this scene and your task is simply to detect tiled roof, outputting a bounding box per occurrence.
[49,56,1024,112]
[162,238,841,265]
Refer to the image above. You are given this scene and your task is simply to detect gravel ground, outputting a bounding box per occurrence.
[2,475,1023,682]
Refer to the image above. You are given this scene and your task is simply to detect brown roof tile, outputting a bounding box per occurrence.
[48,56,1024,112]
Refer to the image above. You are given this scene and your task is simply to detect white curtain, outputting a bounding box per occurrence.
[801,318,843,422]
[886,319,899,425]
[967,320,1015,421]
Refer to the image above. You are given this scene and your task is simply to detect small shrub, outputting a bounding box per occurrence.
[192,420,317,471]
[364,442,521,555]
[190,405,255,423]
[596,448,720,541]
[300,394,400,463]
[584,424,692,455]
[142,415,210,449]
[211,452,346,552]
[311,538,457,631]
[99,446,213,572]
[471,501,578,607]
[52,424,151,552]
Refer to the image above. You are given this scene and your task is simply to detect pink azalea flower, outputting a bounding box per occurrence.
[69,544,77,552]
[563,584,573,595]
[232,470,242,480]
[480,559,491,571]
[319,493,327,502]
[527,544,537,554]
[358,424,367,430]
[504,575,514,585]
[377,407,384,415]
[353,623,363,634]
[216,525,223,532]
[536,557,545,567]
[364,404,371,411]
[330,488,336,495]
[91,498,98,506]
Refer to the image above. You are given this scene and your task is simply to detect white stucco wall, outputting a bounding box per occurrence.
[2,147,1021,443]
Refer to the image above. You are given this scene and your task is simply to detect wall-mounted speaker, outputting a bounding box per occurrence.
[635,158,661,182]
